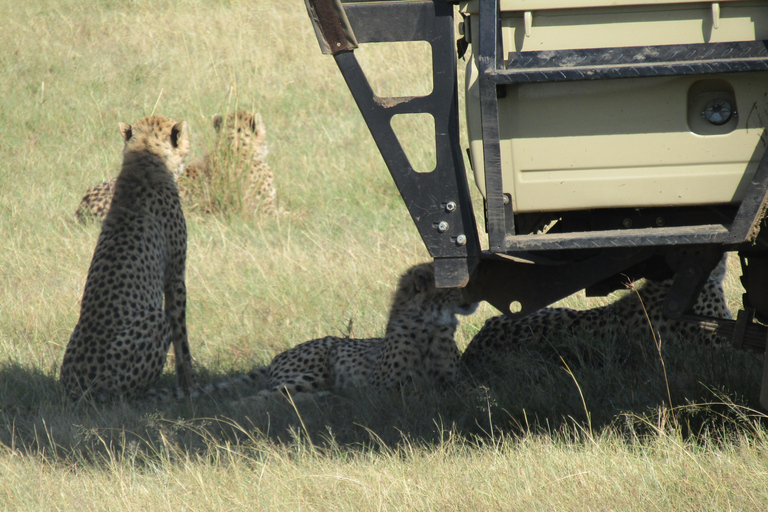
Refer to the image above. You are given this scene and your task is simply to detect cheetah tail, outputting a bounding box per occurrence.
[144,366,270,403]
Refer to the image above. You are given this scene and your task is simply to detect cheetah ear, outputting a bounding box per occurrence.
[212,114,223,132]
[170,121,187,148]
[119,122,132,141]
[410,264,434,294]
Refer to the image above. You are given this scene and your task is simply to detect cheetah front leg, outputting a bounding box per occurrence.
[164,276,196,391]
[373,342,424,390]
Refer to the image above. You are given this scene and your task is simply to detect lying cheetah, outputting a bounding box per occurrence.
[61,115,196,401]
[150,262,478,402]
[179,111,276,215]
[75,177,118,222]
[461,257,732,375]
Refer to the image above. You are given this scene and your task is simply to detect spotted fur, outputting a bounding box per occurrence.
[75,177,117,223]
[461,257,732,375]
[60,115,196,401]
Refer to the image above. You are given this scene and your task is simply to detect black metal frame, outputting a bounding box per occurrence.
[308,0,481,287]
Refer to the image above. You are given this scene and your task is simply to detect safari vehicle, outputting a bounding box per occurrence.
[304,0,768,404]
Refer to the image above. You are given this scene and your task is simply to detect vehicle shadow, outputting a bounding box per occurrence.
[0,338,763,462]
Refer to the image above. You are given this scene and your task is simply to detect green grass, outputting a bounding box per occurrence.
[2,0,768,509]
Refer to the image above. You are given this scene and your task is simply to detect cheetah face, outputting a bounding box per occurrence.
[433,288,479,326]
[391,262,479,326]
[456,300,480,317]
[212,111,268,161]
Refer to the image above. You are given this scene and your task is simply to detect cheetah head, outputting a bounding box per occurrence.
[212,111,268,161]
[119,115,190,178]
[392,262,479,326]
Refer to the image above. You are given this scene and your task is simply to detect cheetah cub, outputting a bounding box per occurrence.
[149,262,478,403]
[181,111,276,215]
[460,257,732,377]
[75,177,118,223]
[261,262,478,397]
[61,115,196,401]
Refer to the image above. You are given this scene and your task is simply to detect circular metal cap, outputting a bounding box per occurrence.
[701,99,733,125]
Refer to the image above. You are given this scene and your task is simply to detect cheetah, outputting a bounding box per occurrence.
[60,115,196,401]
[460,256,732,376]
[179,111,276,215]
[215,110,275,215]
[150,262,478,402]
[75,177,118,222]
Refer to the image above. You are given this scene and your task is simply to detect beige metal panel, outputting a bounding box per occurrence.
[504,73,766,212]
[464,2,768,213]
[510,162,760,212]
[497,4,768,52]
[462,0,751,14]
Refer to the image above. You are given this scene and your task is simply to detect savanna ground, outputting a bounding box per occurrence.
[2,0,768,509]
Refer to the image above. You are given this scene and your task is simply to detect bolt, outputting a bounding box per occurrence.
[456,234,467,246]
[655,216,666,227]
[503,195,510,205]
[438,221,449,233]
[622,218,633,228]
[446,201,457,212]
[685,267,697,278]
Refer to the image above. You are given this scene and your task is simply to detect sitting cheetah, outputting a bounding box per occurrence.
[150,262,478,402]
[60,115,196,401]
[179,111,276,215]
[461,256,732,375]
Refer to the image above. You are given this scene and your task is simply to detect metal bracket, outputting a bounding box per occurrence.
[316,0,481,286]
[304,0,358,55]
[678,309,767,352]
[661,249,725,319]
[463,248,656,317]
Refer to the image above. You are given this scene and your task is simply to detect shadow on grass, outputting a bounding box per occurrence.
[0,332,765,463]
[0,361,491,460]
[461,329,765,440]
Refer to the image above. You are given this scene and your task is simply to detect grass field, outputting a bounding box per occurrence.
[2,0,768,509]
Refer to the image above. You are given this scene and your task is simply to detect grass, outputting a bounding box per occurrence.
[1,0,768,509]
[5,427,768,510]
